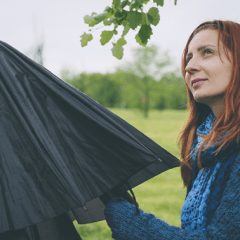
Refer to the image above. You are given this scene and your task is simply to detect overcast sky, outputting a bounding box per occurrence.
[0,0,239,78]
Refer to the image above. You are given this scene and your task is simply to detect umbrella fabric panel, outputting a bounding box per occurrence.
[67,160,171,224]
[0,41,180,233]
[0,213,82,240]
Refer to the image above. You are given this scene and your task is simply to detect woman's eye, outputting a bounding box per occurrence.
[203,49,213,56]
[186,57,191,65]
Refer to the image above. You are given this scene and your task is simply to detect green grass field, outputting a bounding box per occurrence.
[74,108,188,239]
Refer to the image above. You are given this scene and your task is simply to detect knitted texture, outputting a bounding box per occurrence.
[181,164,215,230]
[181,111,239,230]
[104,111,240,239]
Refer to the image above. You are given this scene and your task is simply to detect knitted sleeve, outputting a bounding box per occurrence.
[104,156,240,240]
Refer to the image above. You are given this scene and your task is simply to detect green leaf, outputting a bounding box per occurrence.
[147,7,160,26]
[127,11,143,30]
[119,0,129,10]
[122,20,128,26]
[135,33,146,46]
[113,0,121,5]
[130,0,147,10]
[114,9,128,23]
[130,0,141,10]
[174,0,177,5]
[93,11,109,22]
[100,31,114,45]
[116,37,127,46]
[103,15,116,26]
[111,44,124,60]
[104,6,112,13]
[113,30,118,35]
[80,32,93,47]
[103,19,112,26]
[113,0,121,9]
[142,13,149,25]
[137,0,150,3]
[153,0,164,6]
[122,24,130,37]
[84,15,94,24]
[114,22,118,29]
[83,15,97,26]
[138,24,153,45]
[84,14,99,27]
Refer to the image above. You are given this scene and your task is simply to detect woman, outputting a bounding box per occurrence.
[104,20,240,239]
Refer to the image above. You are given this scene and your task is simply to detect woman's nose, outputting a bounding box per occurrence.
[185,57,200,74]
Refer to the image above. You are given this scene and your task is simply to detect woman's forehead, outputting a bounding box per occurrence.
[187,29,219,53]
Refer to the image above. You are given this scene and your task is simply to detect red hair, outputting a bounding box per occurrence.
[177,20,240,187]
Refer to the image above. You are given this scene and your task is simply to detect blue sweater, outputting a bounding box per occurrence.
[104,112,240,239]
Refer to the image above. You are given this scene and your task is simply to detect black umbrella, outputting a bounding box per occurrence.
[0,41,180,240]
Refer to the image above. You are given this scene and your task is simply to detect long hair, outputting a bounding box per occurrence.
[177,20,240,187]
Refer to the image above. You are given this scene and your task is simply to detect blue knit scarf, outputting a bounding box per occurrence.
[181,111,239,230]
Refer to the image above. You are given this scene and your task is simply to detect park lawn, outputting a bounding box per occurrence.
[74,108,188,239]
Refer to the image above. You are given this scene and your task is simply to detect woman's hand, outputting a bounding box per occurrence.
[104,197,143,239]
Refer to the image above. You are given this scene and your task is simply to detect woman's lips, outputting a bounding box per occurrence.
[192,80,207,87]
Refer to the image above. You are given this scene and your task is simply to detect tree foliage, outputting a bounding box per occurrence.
[80,0,177,59]
[63,45,187,116]
[117,45,172,117]
[63,70,187,113]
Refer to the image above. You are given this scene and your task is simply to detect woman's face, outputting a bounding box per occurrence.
[185,29,233,118]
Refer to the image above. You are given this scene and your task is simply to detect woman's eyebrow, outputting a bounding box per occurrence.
[186,44,216,59]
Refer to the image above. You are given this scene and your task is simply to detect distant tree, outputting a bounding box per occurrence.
[156,71,187,110]
[156,95,166,110]
[118,44,172,118]
[80,0,177,59]
[25,40,44,66]
[60,68,78,81]
[65,73,122,108]
[25,21,45,66]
